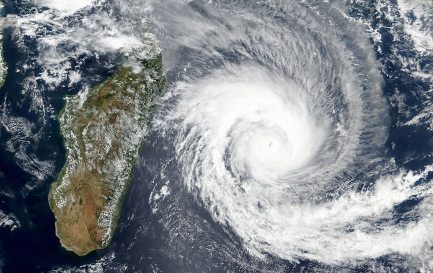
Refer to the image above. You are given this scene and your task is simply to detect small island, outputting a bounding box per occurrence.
[49,54,165,256]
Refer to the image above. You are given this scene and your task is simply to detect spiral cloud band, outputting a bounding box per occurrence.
[147,0,433,268]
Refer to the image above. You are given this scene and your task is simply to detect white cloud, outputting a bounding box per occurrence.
[36,0,97,14]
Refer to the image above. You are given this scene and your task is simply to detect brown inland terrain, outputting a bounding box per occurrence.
[49,55,165,256]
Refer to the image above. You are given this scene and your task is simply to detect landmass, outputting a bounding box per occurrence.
[49,54,165,256]
[0,0,7,88]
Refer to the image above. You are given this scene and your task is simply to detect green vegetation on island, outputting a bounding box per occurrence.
[49,54,165,256]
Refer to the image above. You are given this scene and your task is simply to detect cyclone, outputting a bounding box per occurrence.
[146,0,433,268]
